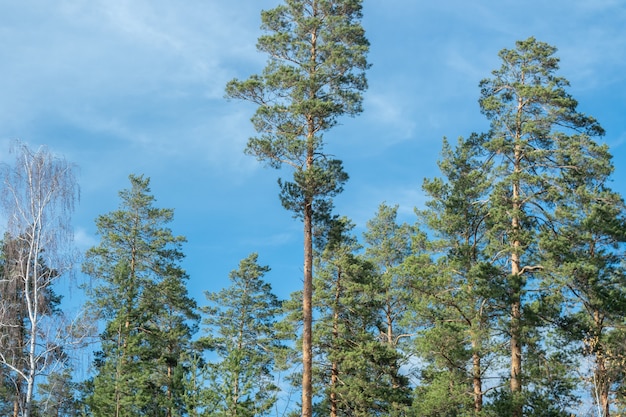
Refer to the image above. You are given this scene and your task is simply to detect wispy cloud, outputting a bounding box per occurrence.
[0,0,273,181]
[73,226,98,252]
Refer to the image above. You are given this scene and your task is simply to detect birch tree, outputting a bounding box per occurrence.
[0,143,78,417]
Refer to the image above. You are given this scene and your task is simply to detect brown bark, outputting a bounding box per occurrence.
[302,4,318,415]
[472,347,483,413]
[302,198,313,417]
[12,379,20,417]
[330,265,342,417]
[302,135,314,417]
[509,95,524,417]
[593,310,610,417]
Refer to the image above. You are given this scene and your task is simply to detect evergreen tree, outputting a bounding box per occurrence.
[478,37,605,416]
[225,2,369,414]
[410,135,504,416]
[36,367,80,417]
[199,253,283,417]
[312,217,411,416]
[362,204,413,390]
[83,174,198,417]
[541,135,626,416]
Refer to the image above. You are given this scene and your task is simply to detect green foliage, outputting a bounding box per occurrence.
[311,216,412,416]
[409,135,504,416]
[36,367,81,417]
[83,174,198,417]
[225,0,369,213]
[476,37,607,414]
[226,3,370,415]
[539,128,626,414]
[362,203,415,347]
[199,253,283,417]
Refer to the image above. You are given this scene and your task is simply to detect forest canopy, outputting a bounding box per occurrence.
[1,2,625,417]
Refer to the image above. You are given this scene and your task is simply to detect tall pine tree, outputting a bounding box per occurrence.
[362,203,414,392]
[478,37,605,416]
[541,135,626,416]
[225,3,369,414]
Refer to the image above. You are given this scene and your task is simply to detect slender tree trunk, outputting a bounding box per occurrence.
[593,310,610,417]
[302,5,318,414]
[510,281,522,408]
[302,134,314,416]
[330,265,342,417]
[472,342,483,413]
[597,358,610,417]
[302,198,313,417]
[12,379,20,417]
[385,302,393,346]
[385,303,401,390]
[510,99,524,417]
[167,363,173,417]
[510,226,523,417]
[24,241,39,417]
[13,307,25,417]
[115,322,124,417]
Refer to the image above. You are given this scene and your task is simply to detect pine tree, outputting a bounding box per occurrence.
[478,37,605,416]
[313,217,411,416]
[225,2,369,414]
[83,174,198,417]
[410,135,504,416]
[36,367,80,417]
[199,253,283,417]
[362,204,413,391]
[540,135,626,416]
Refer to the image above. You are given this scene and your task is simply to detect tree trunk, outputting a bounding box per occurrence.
[12,382,20,417]
[510,289,522,407]
[472,346,483,413]
[302,197,313,417]
[594,310,610,417]
[302,6,318,415]
[24,249,38,417]
[510,100,523,417]
[510,235,523,417]
[330,265,342,417]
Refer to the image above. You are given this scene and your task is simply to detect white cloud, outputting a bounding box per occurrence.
[364,92,417,142]
[73,226,98,252]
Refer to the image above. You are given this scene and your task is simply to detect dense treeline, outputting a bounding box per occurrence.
[1,1,625,416]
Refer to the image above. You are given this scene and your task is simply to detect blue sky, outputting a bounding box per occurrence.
[1,0,625,309]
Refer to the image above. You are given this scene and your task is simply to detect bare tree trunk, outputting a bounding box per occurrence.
[593,310,610,417]
[510,224,523,417]
[23,238,39,417]
[301,6,318,414]
[302,198,313,417]
[330,265,342,417]
[510,101,524,417]
[472,347,483,413]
